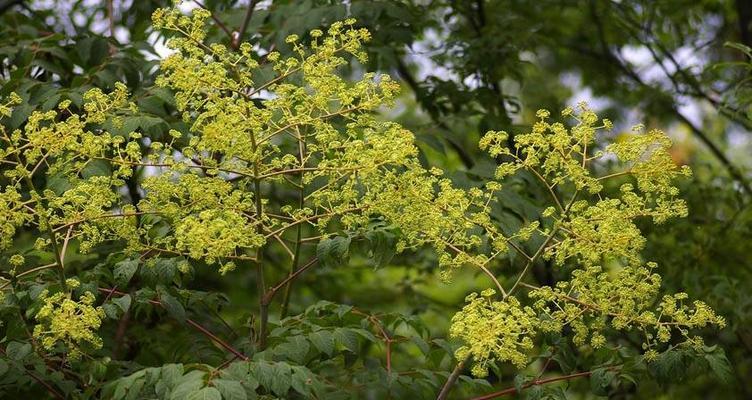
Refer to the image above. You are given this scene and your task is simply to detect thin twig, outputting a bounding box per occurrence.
[193,0,234,39]
[436,355,470,400]
[469,366,620,400]
[262,257,318,305]
[233,0,259,49]
[0,347,65,399]
[97,287,248,361]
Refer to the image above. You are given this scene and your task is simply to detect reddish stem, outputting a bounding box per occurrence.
[0,347,64,399]
[351,309,393,373]
[98,287,248,361]
[470,366,620,400]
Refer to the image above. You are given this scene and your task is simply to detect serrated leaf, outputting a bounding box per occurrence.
[170,371,205,400]
[213,379,246,400]
[113,294,132,313]
[703,346,732,385]
[648,348,687,383]
[309,330,335,356]
[114,259,139,287]
[5,341,32,361]
[291,366,319,397]
[187,387,221,400]
[276,335,309,363]
[334,328,359,352]
[365,229,396,268]
[589,368,616,396]
[161,364,185,388]
[523,385,543,400]
[252,362,273,393]
[514,374,530,393]
[552,342,577,374]
[103,303,120,319]
[317,236,351,268]
[81,159,112,178]
[269,362,292,397]
[159,290,186,324]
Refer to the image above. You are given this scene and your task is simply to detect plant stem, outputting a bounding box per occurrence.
[469,366,620,400]
[2,131,67,288]
[436,355,470,400]
[98,287,248,361]
[280,127,307,318]
[0,346,65,399]
[249,124,268,349]
[233,0,259,49]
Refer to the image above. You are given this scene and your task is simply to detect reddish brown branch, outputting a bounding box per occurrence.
[436,355,470,400]
[98,287,248,361]
[233,0,259,49]
[352,309,393,373]
[470,366,621,400]
[0,347,64,399]
[261,257,318,305]
[193,0,234,40]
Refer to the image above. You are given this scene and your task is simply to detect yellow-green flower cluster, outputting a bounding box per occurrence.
[450,289,537,377]
[452,104,721,376]
[33,290,106,360]
[528,263,724,357]
[0,187,31,250]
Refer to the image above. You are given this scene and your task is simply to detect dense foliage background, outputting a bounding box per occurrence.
[1,0,751,399]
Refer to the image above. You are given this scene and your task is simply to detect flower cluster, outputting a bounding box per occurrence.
[451,105,723,376]
[33,289,106,360]
[450,289,537,377]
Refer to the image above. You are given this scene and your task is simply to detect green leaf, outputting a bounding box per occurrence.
[222,362,259,392]
[169,371,205,400]
[113,294,132,313]
[213,379,247,400]
[552,342,577,374]
[46,172,74,195]
[648,348,688,383]
[703,346,732,385]
[269,363,292,397]
[589,367,616,396]
[81,159,112,178]
[187,387,221,400]
[103,303,120,319]
[114,259,139,286]
[252,362,273,393]
[255,361,291,397]
[309,330,335,356]
[0,359,9,376]
[523,385,543,400]
[159,290,186,324]
[160,364,185,389]
[6,341,32,361]
[276,335,310,363]
[291,366,320,397]
[333,328,359,353]
[514,374,530,393]
[317,236,351,268]
[365,229,396,268]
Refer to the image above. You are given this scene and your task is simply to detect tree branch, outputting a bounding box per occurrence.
[436,355,470,400]
[97,287,248,361]
[233,0,259,49]
[469,366,620,400]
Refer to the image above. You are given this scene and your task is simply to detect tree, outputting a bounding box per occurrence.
[0,1,746,399]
